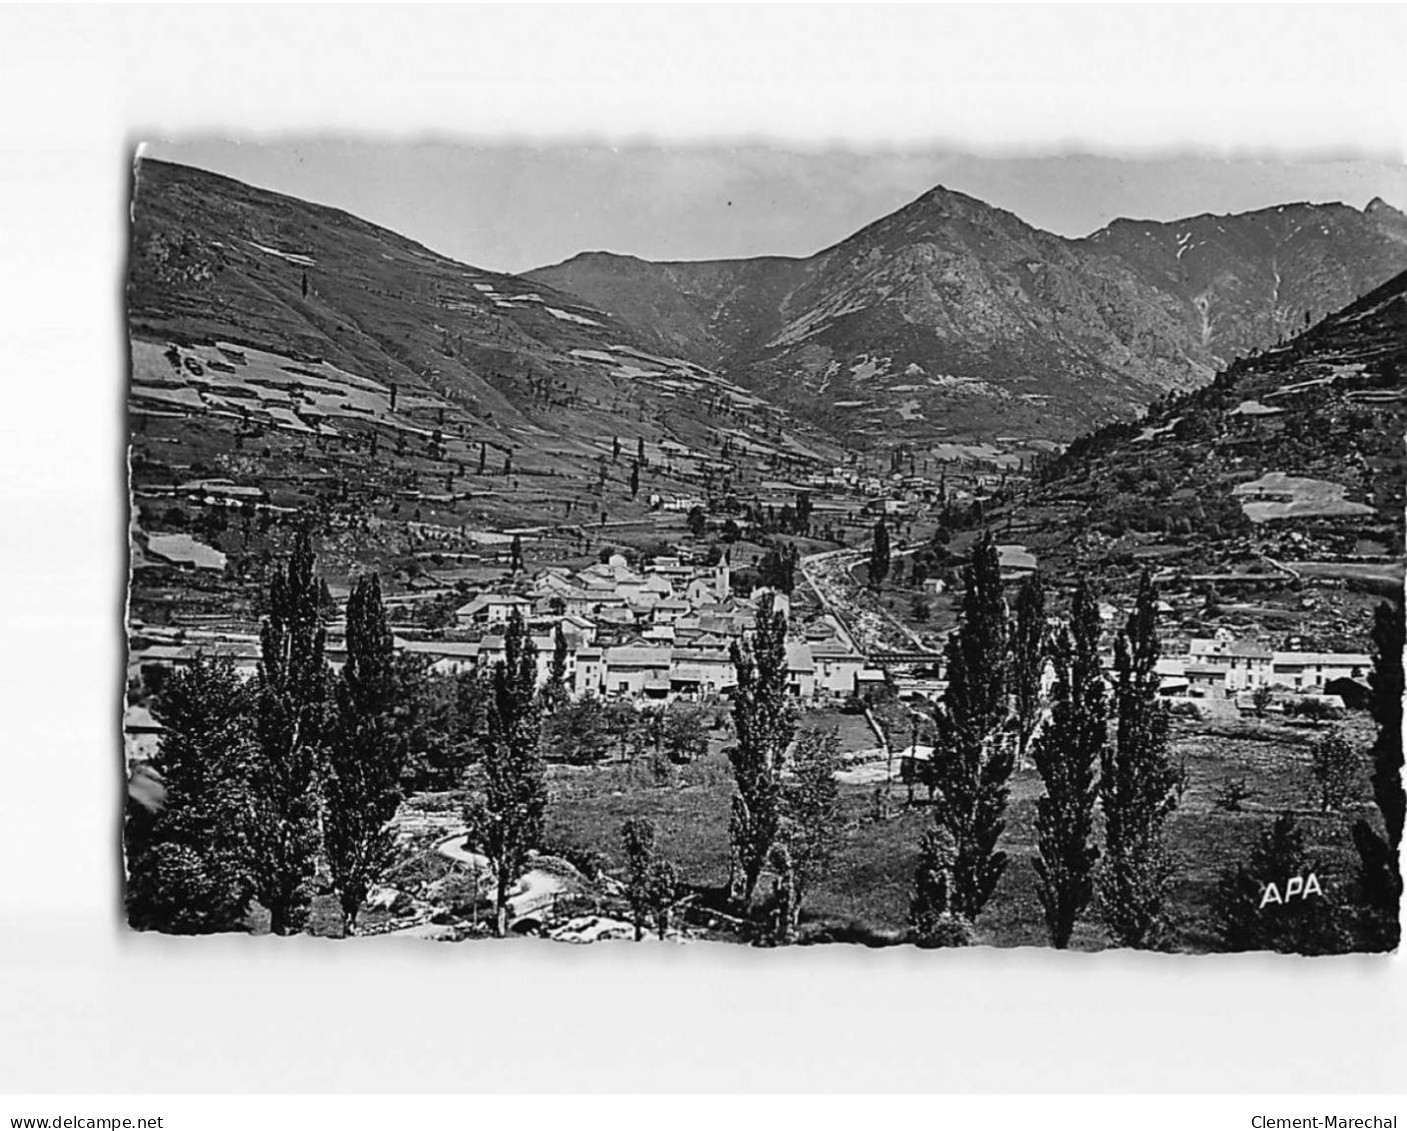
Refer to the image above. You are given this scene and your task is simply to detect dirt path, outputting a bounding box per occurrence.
[435,833,570,919]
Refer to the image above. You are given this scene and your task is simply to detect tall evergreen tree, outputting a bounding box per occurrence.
[869,517,891,592]
[251,530,330,936]
[323,574,405,934]
[1010,571,1047,771]
[629,461,640,499]
[509,534,524,575]
[758,542,799,595]
[1098,571,1179,949]
[124,658,259,934]
[1351,599,1404,950]
[465,608,546,936]
[542,622,570,714]
[1031,575,1105,948]
[919,532,1014,923]
[728,591,797,908]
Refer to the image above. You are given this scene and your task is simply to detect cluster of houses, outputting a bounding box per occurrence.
[1155,631,1372,705]
[439,552,870,702]
[127,551,874,715]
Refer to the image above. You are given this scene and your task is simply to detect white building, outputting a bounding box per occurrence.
[455,593,532,626]
[1270,651,1371,693]
[810,639,866,697]
[1188,637,1274,692]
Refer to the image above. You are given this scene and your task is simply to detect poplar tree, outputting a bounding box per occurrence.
[869,517,891,592]
[728,591,796,908]
[251,530,330,936]
[542,622,570,713]
[323,573,405,934]
[1098,571,1179,949]
[1351,599,1404,950]
[1010,571,1047,771]
[1031,575,1105,948]
[919,532,1013,924]
[465,608,546,936]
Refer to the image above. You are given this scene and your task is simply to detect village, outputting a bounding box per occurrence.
[124,481,1381,778]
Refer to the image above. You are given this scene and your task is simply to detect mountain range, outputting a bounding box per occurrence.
[128,156,1407,490]
[528,187,1407,444]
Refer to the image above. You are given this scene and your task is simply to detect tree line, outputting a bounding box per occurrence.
[902,532,1401,952]
[126,527,1401,949]
[126,530,409,936]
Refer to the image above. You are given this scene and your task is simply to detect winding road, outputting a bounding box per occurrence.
[435,833,571,921]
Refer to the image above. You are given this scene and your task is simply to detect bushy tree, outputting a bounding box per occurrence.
[621,817,679,941]
[124,658,259,933]
[1308,730,1359,813]
[323,573,406,934]
[662,703,710,764]
[1098,571,1179,949]
[250,530,330,936]
[923,532,1013,921]
[909,825,975,947]
[399,662,487,790]
[728,591,797,907]
[544,692,611,765]
[1212,813,1347,955]
[1031,575,1105,949]
[772,727,844,942]
[464,608,546,936]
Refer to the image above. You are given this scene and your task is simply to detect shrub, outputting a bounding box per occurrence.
[1214,777,1253,812]
[1309,730,1358,812]
[1211,813,1348,955]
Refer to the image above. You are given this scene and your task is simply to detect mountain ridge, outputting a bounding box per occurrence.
[528,185,1407,447]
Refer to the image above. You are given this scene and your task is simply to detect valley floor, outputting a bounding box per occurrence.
[284,708,1382,952]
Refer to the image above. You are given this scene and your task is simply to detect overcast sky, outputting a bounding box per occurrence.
[140,139,1407,276]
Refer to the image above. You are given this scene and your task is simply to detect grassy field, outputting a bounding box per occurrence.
[536,708,1384,950]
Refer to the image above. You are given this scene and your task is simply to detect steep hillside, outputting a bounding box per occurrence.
[529,188,1407,451]
[991,267,1407,647]
[126,160,842,622]
[1079,197,1407,360]
[520,251,807,368]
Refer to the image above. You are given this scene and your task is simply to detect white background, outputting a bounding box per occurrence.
[0,3,1404,1095]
